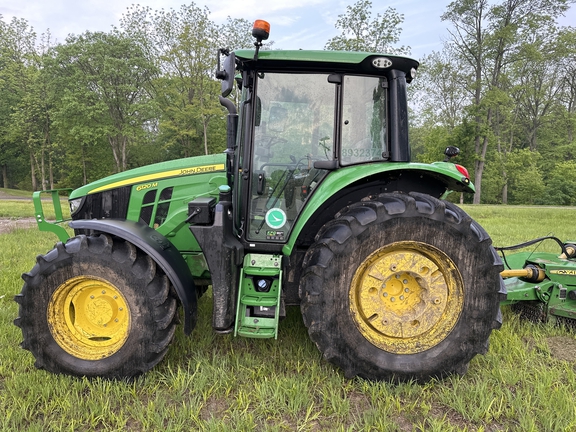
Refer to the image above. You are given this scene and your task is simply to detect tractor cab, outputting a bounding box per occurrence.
[217,22,419,251]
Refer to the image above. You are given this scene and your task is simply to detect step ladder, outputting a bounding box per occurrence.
[234,253,282,339]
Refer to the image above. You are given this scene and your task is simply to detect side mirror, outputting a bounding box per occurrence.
[443,146,460,162]
[216,50,236,98]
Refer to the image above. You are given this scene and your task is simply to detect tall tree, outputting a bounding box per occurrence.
[325,0,409,54]
[412,50,469,130]
[441,0,572,203]
[49,31,157,173]
[217,17,256,51]
[0,17,61,191]
[121,4,225,157]
[0,16,41,189]
[557,28,576,144]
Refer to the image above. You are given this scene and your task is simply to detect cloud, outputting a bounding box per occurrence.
[272,26,333,50]
[202,0,332,22]
[266,15,302,27]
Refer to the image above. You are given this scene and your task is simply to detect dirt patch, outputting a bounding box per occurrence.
[547,336,576,362]
[0,217,38,234]
[0,190,48,234]
[0,190,31,200]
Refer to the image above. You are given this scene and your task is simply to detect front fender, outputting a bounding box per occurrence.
[69,219,197,334]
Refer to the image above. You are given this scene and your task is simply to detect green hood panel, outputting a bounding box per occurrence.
[70,154,226,199]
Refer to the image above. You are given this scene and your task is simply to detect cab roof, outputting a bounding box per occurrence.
[233,49,419,81]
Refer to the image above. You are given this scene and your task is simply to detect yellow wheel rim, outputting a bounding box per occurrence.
[350,241,464,354]
[48,276,131,360]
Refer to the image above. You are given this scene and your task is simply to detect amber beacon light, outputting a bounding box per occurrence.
[252,20,270,41]
[251,20,270,60]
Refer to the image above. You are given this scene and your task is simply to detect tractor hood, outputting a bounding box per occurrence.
[69,154,226,199]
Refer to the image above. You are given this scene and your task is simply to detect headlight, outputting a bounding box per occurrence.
[69,198,83,215]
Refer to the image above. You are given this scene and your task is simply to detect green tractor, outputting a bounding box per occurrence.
[15,21,507,382]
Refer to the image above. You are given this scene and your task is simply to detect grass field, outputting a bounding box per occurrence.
[1,196,576,431]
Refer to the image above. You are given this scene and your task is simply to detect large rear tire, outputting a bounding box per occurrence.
[14,234,179,379]
[300,192,506,382]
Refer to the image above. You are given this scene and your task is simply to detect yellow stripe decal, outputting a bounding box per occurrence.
[88,163,226,194]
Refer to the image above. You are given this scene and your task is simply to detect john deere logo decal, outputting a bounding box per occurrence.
[550,269,576,276]
[265,208,287,229]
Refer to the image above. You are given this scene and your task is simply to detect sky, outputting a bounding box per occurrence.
[1,0,575,61]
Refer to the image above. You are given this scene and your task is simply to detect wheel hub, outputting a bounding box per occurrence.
[350,241,464,354]
[48,276,130,360]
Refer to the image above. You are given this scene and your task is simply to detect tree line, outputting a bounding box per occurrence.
[0,4,255,191]
[412,0,576,205]
[0,0,575,205]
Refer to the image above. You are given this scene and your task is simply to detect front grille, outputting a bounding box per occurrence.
[73,186,131,221]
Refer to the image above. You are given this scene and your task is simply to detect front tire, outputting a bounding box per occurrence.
[15,234,179,379]
[300,192,506,382]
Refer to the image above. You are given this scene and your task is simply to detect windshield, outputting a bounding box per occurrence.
[247,73,334,242]
[245,73,389,243]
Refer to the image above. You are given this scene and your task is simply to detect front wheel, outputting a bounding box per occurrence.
[14,234,179,379]
[300,192,506,382]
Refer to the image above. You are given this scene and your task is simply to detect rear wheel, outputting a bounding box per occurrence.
[300,192,506,382]
[15,234,179,379]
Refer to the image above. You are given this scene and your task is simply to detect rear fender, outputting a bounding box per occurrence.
[283,162,473,255]
[68,219,197,334]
